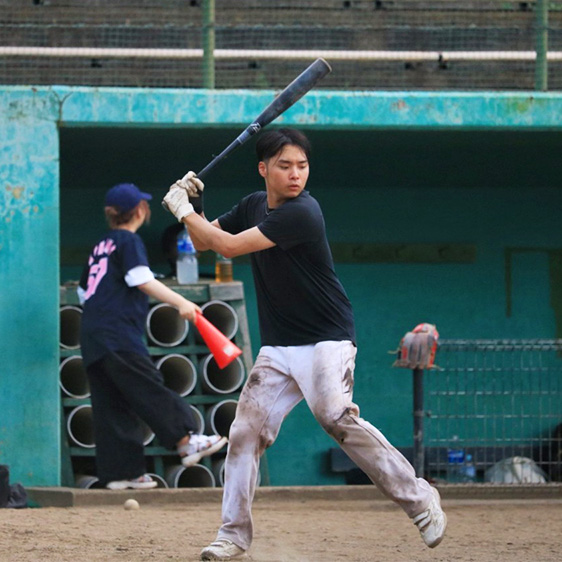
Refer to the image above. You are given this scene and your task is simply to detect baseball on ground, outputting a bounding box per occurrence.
[123,498,140,511]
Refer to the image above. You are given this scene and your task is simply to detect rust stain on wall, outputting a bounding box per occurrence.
[8,185,25,200]
[2,184,37,222]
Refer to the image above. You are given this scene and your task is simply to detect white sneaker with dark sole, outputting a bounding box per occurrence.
[106,474,157,490]
[179,434,228,467]
[413,486,447,548]
[200,539,246,560]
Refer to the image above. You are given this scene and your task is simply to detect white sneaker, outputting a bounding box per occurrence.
[178,434,228,467]
[412,486,447,548]
[106,474,157,490]
[200,539,246,560]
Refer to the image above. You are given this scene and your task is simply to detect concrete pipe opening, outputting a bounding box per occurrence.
[212,458,227,487]
[67,404,154,448]
[146,303,189,347]
[60,305,82,350]
[155,354,197,397]
[74,474,103,489]
[67,404,95,448]
[205,399,238,438]
[145,473,168,488]
[165,464,216,488]
[59,355,90,398]
[196,300,239,344]
[199,354,245,395]
[188,404,205,434]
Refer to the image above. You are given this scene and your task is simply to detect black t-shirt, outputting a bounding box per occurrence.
[78,229,151,367]
[218,190,356,346]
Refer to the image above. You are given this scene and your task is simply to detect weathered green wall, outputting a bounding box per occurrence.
[2,86,562,486]
[0,89,61,485]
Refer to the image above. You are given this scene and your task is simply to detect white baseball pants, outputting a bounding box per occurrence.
[216,340,433,550]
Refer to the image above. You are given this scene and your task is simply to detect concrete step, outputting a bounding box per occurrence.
[26,482,562,508]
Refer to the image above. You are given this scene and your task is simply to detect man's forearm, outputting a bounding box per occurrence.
[184,213,225,253]
[185,213,212,251]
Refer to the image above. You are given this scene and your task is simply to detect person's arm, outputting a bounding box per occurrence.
[185,213,275,258]
[187,217,220,252]
[164,184,275,258]
[137,278,201,322]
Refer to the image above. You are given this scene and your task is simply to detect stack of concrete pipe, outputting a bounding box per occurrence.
[59,299,245,488]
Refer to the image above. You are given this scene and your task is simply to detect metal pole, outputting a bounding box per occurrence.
[202,0,215,89]
[535,0,548,91]
[413,367,425,477]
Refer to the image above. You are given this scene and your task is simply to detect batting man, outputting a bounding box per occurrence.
[163,128,447,560]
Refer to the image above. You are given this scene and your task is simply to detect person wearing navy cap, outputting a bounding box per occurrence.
[104,182,153,212]
[78,183,227,490]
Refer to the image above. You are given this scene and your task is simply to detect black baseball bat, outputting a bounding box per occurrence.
[163,58,332,210]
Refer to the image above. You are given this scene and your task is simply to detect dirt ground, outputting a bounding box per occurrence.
[1,496,561,562]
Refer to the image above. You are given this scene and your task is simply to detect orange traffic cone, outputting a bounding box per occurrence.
[194,311,242,369]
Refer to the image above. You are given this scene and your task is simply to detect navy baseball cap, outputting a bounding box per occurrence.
[105,183,152,212]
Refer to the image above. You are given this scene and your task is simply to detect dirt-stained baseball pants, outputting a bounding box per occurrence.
[216,340,434,550]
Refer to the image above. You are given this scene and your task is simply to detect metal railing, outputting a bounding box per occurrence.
[2,1,562,90]
[415,339,562,484]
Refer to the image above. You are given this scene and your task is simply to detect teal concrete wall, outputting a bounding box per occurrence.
[2,86,562,486]
[0,89,61,485]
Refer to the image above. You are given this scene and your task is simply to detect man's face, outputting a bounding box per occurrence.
[259,144,309,206]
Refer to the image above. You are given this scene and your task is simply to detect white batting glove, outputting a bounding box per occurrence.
[163,185,195,222]
[176,171,204,198]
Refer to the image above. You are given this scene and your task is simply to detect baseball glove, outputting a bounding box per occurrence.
[393,323,439,370]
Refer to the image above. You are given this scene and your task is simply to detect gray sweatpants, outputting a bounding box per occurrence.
[216,341,433,550]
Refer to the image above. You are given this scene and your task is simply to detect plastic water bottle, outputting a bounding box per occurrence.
[461,453,476,483]
[176,227,198,284]
[446,435,465,483]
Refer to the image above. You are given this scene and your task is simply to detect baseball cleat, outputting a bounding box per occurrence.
[179,434,228,467]
[412,486,447,548]
[106,474,157,490]
[200,539,246,560]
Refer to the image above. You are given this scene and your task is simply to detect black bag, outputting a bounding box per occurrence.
[0,465,28,509]
[7,483,28,509]
[1,465,10,507]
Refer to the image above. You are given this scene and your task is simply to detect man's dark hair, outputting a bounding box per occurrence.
[256,128,311,163]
